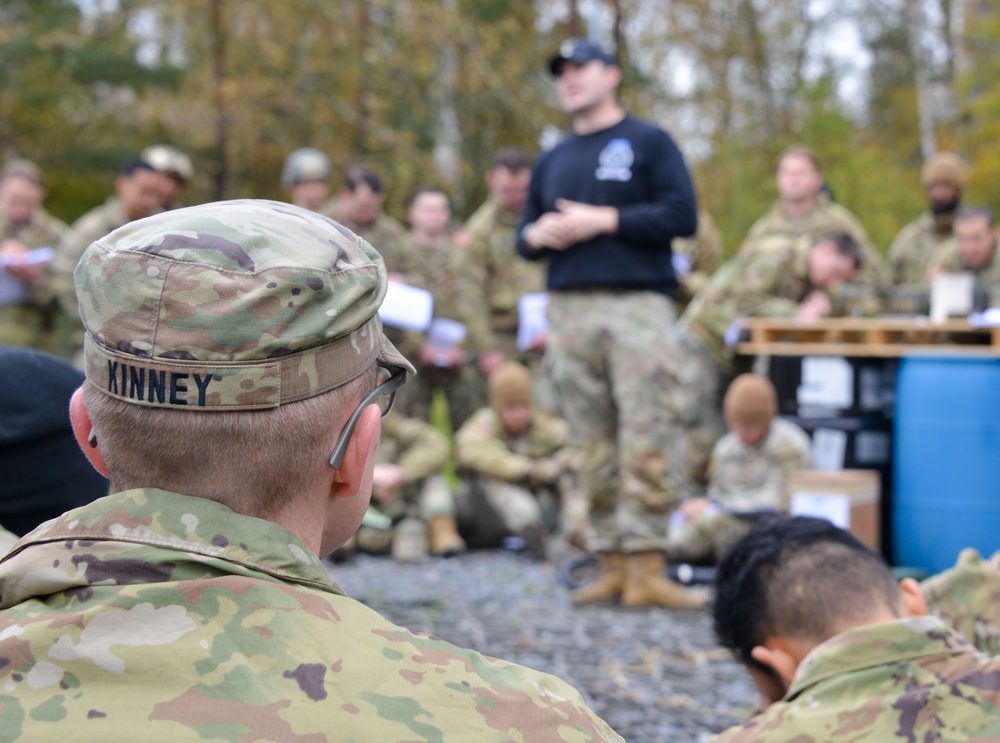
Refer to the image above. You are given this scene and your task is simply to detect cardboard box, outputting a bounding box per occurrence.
[787,470,881,551]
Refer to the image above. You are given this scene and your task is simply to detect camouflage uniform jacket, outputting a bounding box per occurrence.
[47,198,131,364]
[672,209,723,308]
[706,418,812,515]
[456,407,570,484]
[745,195,887,314]
[929,239,1000,308]
[680,236,812,369]
[322,200,409,275]
[398,233,491,356]
[923,548,1000,657]
[0,489,623,742]
[714,616,1000,742]
[0,207,69,351]
[461,195,546,354]
[887,212,952,286]
[378,414,451,484]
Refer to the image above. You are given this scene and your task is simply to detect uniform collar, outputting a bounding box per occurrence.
[1,489,341,599]
[786,616,976,701]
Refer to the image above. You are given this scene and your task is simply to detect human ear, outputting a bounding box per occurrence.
[899,577,929,617]
[330,403,382,497]
[750,644,798,690]
[68,387,110,478]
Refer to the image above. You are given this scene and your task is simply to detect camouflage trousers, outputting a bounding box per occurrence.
[665,510,756,564]
[545,290,682,553]
[669,329,730,500]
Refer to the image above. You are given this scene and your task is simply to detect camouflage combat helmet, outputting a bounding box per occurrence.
[282,148,331,189]
[74,199,414,411]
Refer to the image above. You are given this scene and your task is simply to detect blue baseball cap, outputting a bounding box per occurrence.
[548,38,616,76]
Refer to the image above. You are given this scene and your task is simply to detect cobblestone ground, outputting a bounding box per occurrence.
[328,550,757,742]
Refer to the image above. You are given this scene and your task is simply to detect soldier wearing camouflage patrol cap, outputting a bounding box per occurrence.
[0,200,623,742]
[713,516,1000,742]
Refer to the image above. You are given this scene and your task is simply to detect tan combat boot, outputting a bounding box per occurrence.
[620,552,708,610]
[570,552,626,605]
[428,514,466,557]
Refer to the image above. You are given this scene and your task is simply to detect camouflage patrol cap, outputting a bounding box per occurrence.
[282,148,331,189]
[75,199,414,412]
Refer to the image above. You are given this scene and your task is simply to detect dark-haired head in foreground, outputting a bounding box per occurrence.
[713,516,926,701]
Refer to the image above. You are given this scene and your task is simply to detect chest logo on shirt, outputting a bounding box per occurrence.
[596,139,634,182]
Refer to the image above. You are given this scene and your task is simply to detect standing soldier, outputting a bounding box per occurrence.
[281,148,331,213]
[324,164,409,273]
[888,152,967,286]
[47,159,171,367]
[398,187,488,432]
[745,146,885,314]
[460,148,547,380]
[142,144,194,210]
[0,159,68,352]
[517,38,702,609]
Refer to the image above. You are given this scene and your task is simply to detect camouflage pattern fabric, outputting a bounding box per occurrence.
[673,237,814,494]
[322,199,409,277]
[667,418,812,563]
[714,616,1000,742]
[680,235,810,370]
[885,212,953,314]
[744,195,887,316]
[0,489,623,742]
[376,414,455,520]
[393,233,490,431]
[545,291,680,553]
[461,194,547,358]
[455,407,578,538]
[72,199,412,411]
[922,548,1000,657]
[665,331,728,500]
[46,198,131,366]
[672,209,723,313]
[929,239,1000,308]
[455,407,570,483]
[0,207,68,352]
[887,212,953,286]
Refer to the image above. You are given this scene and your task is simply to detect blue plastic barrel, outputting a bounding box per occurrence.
[893,356,1000,573]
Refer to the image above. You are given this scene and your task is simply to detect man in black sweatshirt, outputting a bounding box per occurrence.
[517,38,703,610]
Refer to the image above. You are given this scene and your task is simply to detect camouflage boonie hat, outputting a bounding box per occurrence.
[75,199,414,412]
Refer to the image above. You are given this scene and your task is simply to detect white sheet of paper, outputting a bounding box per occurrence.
[428,317,466,347]
[930,272,974,323]
[797,356,853,409]
[0,248,54,307]
[517,292,549,351]
[790,491,851,530]
[812,427,848,471]
[378,281,434,332]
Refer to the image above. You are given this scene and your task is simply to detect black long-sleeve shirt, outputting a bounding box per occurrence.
[517,115,697,296]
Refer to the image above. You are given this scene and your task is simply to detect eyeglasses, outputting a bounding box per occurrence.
[329,365,408,469]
